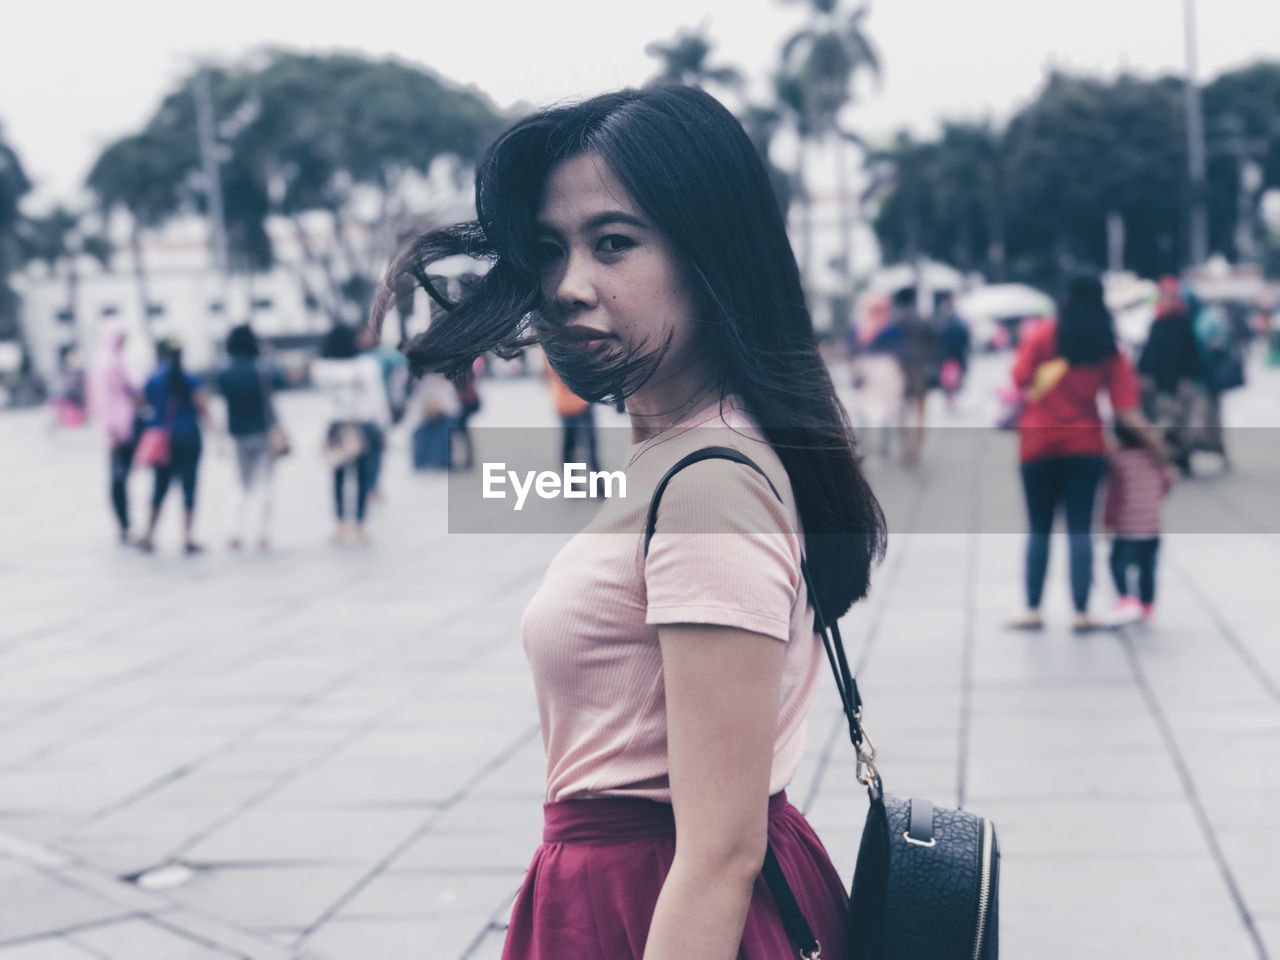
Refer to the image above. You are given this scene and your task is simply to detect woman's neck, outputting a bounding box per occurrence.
[626,378,724,444]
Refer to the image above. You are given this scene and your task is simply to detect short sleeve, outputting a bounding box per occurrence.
[1106,351,1139,412]
[644,459,801,643]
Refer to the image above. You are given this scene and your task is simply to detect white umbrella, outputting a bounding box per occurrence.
[956,284,1054,321]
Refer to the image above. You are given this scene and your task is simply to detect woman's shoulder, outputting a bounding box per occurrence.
[639,398,796,525]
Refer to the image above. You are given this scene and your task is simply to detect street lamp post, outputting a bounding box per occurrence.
[1183,0,1209,270]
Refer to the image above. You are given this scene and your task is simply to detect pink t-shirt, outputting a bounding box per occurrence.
[521,396,824,803]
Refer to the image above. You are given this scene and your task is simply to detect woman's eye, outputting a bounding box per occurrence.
[597,235,635,254]
[535,242,563,266]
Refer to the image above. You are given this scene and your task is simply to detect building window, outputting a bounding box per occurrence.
[147,303,165,317]
[251,298,274,311]
[100,305,119,317]
[55,309,74,324]
[209,301,225,314]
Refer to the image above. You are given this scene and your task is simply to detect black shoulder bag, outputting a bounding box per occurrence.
[644,447,1000,960]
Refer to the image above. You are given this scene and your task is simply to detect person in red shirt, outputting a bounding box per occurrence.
[1006,275,1164,633]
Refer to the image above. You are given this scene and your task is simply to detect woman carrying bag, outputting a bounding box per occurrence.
[373,86,995,960]
[135,340,213,555]
[312,324,391,544]
[1007,276,1165,633]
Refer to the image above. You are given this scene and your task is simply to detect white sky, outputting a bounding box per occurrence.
[2,0,1277,210]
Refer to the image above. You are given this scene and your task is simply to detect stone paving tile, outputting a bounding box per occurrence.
[68,917,244,959]
[0,859,128,946]
[333,870,521,921]
[180,807,428,864]
[165,864,370,933]
[302,913,494,960]
[999,852,1256,960]
[0,938,101,958]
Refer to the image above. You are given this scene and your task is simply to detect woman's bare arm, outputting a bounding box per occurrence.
[643,623,786,960]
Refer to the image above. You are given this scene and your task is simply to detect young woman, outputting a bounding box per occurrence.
[216,324,286,551]
[136,340,212,555]
[312,324,391,543]
[372,85,885,959]
[1007,275,1164,633]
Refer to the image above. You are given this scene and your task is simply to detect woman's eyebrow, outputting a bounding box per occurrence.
[534,210,649,237]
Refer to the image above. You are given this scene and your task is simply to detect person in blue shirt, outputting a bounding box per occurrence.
[136,339,213,554]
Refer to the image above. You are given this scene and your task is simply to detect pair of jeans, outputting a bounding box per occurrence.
[1020,455,1106,613]
[232,432,275,542]
[152,433,202,512]
[109,437,136,533]
[331,423,378,524]
[561,409,600,473]
[1110,537,1160,605]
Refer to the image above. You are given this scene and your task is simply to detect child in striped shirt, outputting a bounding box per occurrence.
[1104,419,1175,624]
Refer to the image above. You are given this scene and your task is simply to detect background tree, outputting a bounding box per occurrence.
[0,127,32,341]
[86,51,506,327]
[868,62,1280,288]
[780,0,880,291]
[645,26,744,91]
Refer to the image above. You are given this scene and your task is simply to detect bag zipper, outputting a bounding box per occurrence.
[971,817,994,960]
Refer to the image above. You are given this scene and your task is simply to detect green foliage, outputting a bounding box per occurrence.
[85,51,505,319]
[646,27,743,90]
[870,62,1280,287]
[0,129,32,338]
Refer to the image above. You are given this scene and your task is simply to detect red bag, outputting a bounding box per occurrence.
[134,427,171,467]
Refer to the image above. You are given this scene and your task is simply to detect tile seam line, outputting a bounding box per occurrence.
[1116,628,1270,960]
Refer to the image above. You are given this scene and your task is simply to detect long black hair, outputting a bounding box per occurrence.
[371,85,885,614]
[1057,275,1118,366]
[160,340,190,400]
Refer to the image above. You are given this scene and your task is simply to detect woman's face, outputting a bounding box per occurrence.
[534,153,708,403]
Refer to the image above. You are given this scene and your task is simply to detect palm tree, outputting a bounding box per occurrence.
[646,26,744,91]
[88,132,182,341]
[781,0,881,293]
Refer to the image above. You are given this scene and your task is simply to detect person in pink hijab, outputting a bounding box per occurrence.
[86,321,141,542]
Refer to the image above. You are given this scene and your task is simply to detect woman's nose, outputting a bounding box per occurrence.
[550,252,598,310]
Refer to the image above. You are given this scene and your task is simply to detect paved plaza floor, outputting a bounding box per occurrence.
[1,353,1278,959]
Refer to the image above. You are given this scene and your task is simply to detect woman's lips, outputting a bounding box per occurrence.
[560,327,614,347]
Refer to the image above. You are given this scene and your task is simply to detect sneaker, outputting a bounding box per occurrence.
[1106,597,1143,626]
[1141,604,1156,623]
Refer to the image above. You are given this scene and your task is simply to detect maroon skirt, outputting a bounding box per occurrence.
[501,791,849,959]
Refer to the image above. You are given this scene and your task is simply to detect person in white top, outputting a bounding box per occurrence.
[311,324,392,543]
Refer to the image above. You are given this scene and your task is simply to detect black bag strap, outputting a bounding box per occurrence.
[643,445,872,959]
[643,446,866,748]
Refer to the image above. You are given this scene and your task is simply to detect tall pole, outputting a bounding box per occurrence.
[1183,0,1208,270]
[194,69,230,291]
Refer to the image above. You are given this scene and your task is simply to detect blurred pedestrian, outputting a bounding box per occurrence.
[547,362,599,473]
[452,358,482,470]
[408,372,460,470]
[49,345,87,430]
[1006,275,1163,633]
[371,85,884,960]
[135,340,213,555]
[1190,301,1242,470]
[1104,419,1174,625]
[889,287,938,466]
[356,326,409,501]
[934,292,971,411]
[849,295,904,458]
[313,324,390,543]
[86,321,141,543]
[216,324,288,552]
[1138,277,1203,474]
